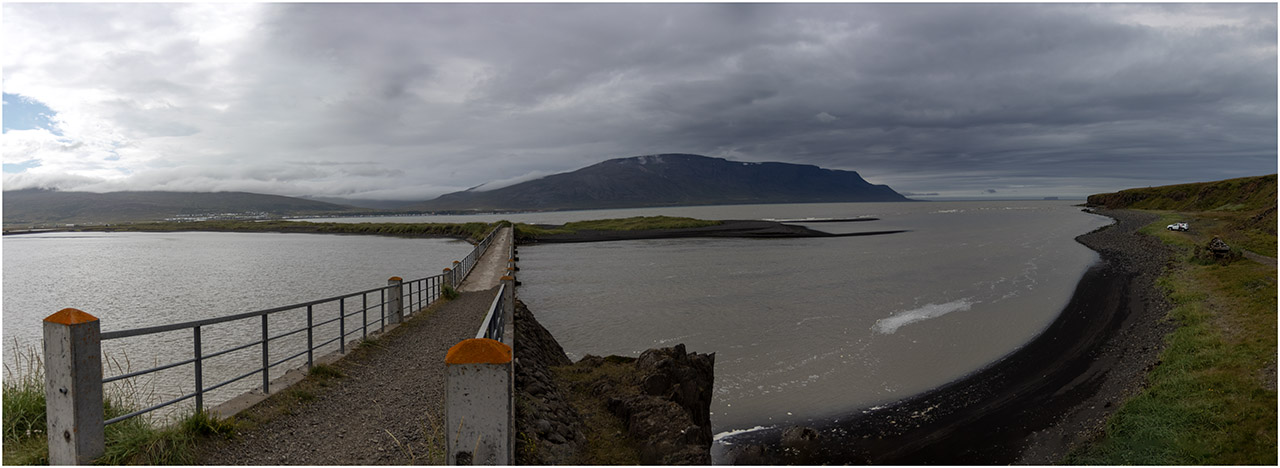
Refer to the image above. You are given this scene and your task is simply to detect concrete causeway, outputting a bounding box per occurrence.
[196,227,514,465]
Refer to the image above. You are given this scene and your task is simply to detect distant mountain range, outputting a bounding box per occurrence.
[3,154,908,226]
[410,153,907,211]
[3,189,359,226]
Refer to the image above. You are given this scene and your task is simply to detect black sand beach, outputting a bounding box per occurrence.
[521,219,906,243]
[718,209,1176,464]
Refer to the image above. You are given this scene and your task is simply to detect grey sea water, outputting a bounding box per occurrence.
[506,201,1112,435]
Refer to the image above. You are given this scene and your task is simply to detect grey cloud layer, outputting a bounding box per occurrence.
[3,3,1275,199]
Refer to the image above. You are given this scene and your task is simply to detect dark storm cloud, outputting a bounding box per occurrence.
[5,3,1274,199]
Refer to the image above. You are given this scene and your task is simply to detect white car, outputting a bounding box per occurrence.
[1167,222,1189,231]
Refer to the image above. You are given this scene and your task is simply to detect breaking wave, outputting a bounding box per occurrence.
[872,299,977,334]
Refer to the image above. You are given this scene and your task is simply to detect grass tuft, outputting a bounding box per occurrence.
[1065,217,1277,465]
[307,363,345,380]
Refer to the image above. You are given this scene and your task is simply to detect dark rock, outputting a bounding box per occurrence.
[1208,236,1231,254]
[725,443,770,465]
[515,298,715,465]
[601,344,716,465]
[513,300,586,464]
[781,425,819,445]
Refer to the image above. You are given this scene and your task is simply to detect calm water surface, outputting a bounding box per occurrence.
[3,231,472,417]
[507,201,1111,436]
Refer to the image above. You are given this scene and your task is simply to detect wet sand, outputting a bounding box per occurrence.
[719,209,1175,464]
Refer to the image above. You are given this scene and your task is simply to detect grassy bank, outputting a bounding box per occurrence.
[1066,211,1277,464]
[2,347,238,465]
[514,216,722,242]
[551,356,644,464]
[65,220,498,242]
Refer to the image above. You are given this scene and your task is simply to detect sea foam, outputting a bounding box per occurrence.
[872,299,976,334]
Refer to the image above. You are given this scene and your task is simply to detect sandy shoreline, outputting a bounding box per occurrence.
[718,209,1176,464]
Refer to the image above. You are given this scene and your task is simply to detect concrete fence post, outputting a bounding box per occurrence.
[442,268,453,292]
[43,308,105,465]
[387,277,404,324]
[446,339,513,465]
[452,261,462,286]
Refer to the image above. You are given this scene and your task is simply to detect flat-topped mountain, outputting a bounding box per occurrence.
[413,153,908,211]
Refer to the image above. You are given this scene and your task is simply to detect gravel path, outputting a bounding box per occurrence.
[460,227,512,292]
[197,230,512,465]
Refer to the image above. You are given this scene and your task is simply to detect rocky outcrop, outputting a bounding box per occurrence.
[513,300,586,464]
[513,299,715,465]
[592,344,715,465]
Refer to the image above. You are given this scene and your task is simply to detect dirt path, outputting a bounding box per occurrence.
[1243,249,1277,268]
[196,229,513,465]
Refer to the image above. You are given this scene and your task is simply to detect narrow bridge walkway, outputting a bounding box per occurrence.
[196,227,513,465]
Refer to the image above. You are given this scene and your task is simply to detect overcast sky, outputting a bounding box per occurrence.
[2,3,1276,200]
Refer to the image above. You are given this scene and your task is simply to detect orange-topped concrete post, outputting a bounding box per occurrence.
[387,277,404,324]
[43,308,105,465]
[445,338,513,465]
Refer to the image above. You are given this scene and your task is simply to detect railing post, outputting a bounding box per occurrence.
[452,261,462,286]
[306,305,314,369]
[446,338,513,465]
[362,294,369,340]
[193,326,203,412]
[388,277,404,324]
[261,314,270,394]
[339,299,346,354]
[43,308,105,465]
[442,268,453,292]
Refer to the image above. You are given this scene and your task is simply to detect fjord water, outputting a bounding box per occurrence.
[509,200,1112,435]
[3,232,472,415]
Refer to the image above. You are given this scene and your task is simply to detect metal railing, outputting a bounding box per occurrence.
[95,225,501,425]
[476,284,506,342]
[453,226,498,284]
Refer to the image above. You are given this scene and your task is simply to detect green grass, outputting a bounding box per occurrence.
[97,410,239,465]
[3,345,240,465]
[1140,210,1276,258]
[441,284,461,300]
[514,216,723,242]
[552,357,644,465]
[1087,174,1276,212]
[307,363,346,380]
[73,220,498,243]
[3,346,50,465]
[1066,217,1277,465]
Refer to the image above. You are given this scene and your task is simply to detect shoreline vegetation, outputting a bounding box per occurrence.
[5,215,907,244]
